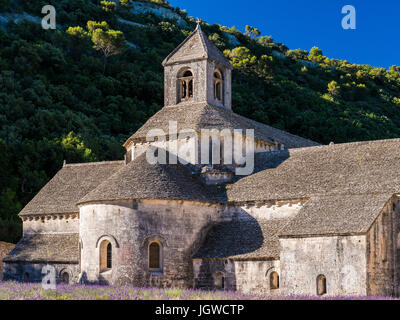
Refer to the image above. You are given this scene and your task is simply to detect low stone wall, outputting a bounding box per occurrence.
[193,259,280,295]
[3,262,79,284]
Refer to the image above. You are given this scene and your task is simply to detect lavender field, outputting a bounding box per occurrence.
[0,281,397,300]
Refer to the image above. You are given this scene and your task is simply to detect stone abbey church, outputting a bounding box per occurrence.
[3,24,400,297]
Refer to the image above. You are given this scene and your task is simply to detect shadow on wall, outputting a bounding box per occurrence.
[3,263,44,283]
[195,150,292,203]
[193,208,265,291]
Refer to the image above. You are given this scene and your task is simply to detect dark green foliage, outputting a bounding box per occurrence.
[0,0,399,242]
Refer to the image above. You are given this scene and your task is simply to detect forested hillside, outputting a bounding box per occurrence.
[0,0,399,242]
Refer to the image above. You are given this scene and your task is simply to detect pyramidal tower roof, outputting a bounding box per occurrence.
[162,22,233,69]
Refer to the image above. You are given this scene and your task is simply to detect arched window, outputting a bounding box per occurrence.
[62,272,70,284]
[214,272,225,290]
[79,241,82,273]
[149,241,162,272]
[270,271,279,290]
[214,69,224,103]
[100,240,112,272]
[178,69,193,102]
[317,275,327,296]
[107,242,112,269]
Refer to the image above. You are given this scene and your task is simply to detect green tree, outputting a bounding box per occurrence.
[66,26,90,58]
[258,35,273,47]
[390,65,400,73]
[309,46,324,63]
[100,0,116,12]
[57,132,97,163]
[245,25,261,38]
[87,21,126,74]
[328,80,341,97]
[286,49,309,61]
[87,21,109,34]
[120,0,130,7]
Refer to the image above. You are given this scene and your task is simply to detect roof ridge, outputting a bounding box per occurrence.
[126,103,319,148]
[77,151,214,205]
[197,26,209,57]
[64,160,125,168]
[290,137,400,153]
[162,27,199,66]
[162,25,232,68]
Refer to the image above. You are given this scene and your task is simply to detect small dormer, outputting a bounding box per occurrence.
[162,22,233,109]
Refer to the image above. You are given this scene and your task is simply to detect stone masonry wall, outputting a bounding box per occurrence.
[79,199,222,287]
[22,215,79,235]
[164,60,207,107]
[3,262,79,284]
[366,198,400,297]
[280,235,367,296]
[206,60,231,109]
[192,201,303,295]
[193,259,281,295]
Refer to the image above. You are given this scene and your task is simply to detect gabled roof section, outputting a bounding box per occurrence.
[279,194,392,237]
[77,152,214,205]
[162,24,233,69]
[125,103,319,148]
[226,138,400,237]
[194,218,291,260]
[19,161,124,216]
[228,138,400,202]
[3,233,79,263]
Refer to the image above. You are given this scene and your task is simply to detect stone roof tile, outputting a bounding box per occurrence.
[125,103,319,149]
[194,218,291,259]
[78,152,214,204]
[19,161,124,216]
[3,234,79,263]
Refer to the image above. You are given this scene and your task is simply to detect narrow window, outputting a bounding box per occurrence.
[107,242,112,269]
[149,242,161,271]
[178,70,194,102]
[188,78,193,98]
[270,272,279,290]
[181,80,187,98]
[214,70,224,103]
[23,272,29,282]
[62,272,70,284]
[78,241,82,273]
[214,272,225,290]
[100,240,112,272]
[317,275,327,296]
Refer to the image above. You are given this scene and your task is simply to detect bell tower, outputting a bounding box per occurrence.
[162,21,233,109]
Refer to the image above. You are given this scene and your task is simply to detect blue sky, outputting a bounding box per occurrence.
[168,0,399,69]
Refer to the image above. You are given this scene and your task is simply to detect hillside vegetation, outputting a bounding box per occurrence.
[0,0,399,242]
